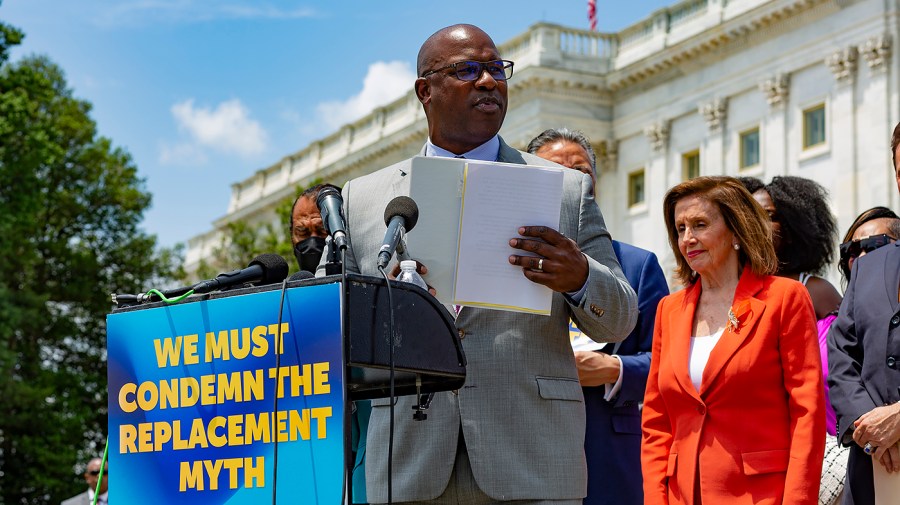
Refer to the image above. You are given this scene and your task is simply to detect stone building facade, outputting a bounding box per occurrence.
[185,0,900,288]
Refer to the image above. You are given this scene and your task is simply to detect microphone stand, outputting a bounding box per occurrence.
[326,238,343,276]
[336,245,353,505]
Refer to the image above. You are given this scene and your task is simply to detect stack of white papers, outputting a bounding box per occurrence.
[406,156,564,315]
[874,444,900,505]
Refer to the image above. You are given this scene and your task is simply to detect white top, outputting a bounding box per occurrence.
[689,328,724,391]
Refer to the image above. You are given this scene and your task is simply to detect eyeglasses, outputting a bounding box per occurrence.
[88,470,108,476]
[420,60,514,81]
[839,233,896,261]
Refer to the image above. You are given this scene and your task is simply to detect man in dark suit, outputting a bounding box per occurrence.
[331,24,637,505]
[828,121,900,504]
[529,128,669,505]
[61,458,106,505]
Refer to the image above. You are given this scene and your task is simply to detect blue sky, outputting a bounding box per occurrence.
[3,0,672,248]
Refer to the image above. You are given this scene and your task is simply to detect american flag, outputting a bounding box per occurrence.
[588,0,597,31]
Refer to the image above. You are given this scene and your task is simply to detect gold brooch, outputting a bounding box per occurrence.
[726,307,739,332]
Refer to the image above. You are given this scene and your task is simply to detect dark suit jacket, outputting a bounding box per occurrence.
[583,241,668,505]
[828,241,900,505]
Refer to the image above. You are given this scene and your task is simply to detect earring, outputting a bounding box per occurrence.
[733,243,740,250]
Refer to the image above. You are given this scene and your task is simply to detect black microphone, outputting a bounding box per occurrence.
[316,187,348,251]
[377,196,419,269]
[114,254,289,306]
[191,253,289,294]
[288,270,315,282]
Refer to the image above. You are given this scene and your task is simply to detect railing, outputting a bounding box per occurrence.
[619,19,656,47]
[558,26,618,59]
[670,0,709,28]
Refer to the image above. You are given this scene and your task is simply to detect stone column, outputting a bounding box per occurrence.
[699,97,727,175]
[860,34,894,211]
[596,139,619,175]
[758,73,790,177]
[826,45,859,219]
[595,139,619,233]
[643,120,671,265]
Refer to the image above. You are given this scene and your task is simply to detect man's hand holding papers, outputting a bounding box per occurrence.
[508,225,588,293]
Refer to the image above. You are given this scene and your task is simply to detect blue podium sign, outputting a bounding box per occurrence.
[107,282,344,504]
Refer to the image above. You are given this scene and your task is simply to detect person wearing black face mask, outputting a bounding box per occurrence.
[289,182,372,504]
[290,183,340,273]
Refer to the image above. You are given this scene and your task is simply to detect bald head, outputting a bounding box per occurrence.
[414,24,508,154]
[417,24,496,77]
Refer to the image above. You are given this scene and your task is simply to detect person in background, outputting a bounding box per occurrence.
[61,458,107,505]
[528,127,668,505]
[290,181,369,504]
[333,24,637,504]
[741,175,845,504]
[740,175,842,436]
[290,183,340,273]
[828,122,900,505]
[642,176,824,505]
[837,206,900,285]
[741,176,842,319]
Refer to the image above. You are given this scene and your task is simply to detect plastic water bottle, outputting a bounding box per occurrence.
[396,260,428,290]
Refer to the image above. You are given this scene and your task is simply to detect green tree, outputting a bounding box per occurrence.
[0,17,181,505]
[188,175,329,281]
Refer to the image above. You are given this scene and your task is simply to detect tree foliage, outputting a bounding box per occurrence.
[192,192,298,281]
[0,17,181,505]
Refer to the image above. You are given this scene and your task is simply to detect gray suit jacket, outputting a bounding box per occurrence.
[343,138,637,502]
[60,491,90,505]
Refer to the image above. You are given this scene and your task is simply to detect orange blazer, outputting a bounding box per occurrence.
[641,268,825,505]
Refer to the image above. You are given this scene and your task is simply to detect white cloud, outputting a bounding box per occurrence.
[316,61,416,131]
[171,98,267,156]
[158,141,208,166]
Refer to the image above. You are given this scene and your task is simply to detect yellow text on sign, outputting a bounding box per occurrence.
[179,456,265,491]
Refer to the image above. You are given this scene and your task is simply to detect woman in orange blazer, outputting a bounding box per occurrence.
[642,177,825,505]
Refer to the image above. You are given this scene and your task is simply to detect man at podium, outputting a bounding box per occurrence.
[330,24,638,505]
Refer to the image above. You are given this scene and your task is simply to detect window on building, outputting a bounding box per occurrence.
[628,169,645,207]
[740,128,760,169]
[682,150,700,180]
[803,104,826,149]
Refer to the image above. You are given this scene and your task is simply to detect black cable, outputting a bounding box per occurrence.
[90,439,109,505]
[377,266,396,505]
[270,275,291,505]
[339,250,351,505]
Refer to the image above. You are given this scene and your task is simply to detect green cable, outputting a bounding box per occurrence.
[145,288,195,304]
[92,438,109,505]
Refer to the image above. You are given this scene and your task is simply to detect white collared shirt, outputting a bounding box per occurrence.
[88,490,108,505]
[425,135,500,161]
